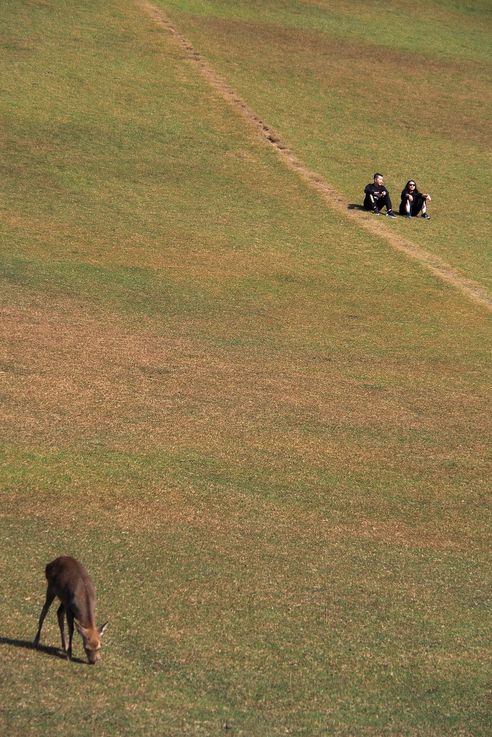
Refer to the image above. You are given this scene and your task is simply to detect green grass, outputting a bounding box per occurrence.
[0,1,490,736]
[162,0,492,61]
[161,0,492,290]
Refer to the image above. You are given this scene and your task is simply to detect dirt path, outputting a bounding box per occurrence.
[136,0,491,312]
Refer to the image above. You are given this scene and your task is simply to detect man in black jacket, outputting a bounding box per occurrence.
[364,173,397,217]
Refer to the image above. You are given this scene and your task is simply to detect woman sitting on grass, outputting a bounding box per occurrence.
[399,180,432,219]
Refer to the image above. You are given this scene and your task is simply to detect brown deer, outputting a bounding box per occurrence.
[34,556,108,664]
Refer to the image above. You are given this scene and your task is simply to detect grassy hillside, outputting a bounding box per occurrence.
[161,0,492,290]
[0,1,490,736]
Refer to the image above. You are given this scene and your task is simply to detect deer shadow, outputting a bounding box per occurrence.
[0,636,86,663]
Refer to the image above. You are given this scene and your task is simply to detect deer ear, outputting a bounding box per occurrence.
[98,621,109,637]
[75,621,90,638]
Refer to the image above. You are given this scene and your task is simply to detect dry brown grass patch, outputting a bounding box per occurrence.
[0,293,465,454]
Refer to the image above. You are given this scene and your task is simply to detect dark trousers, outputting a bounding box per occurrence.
[364,193,393,212]
[399,195,425,216]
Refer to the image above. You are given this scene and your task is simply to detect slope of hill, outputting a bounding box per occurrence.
[0,2,490,736]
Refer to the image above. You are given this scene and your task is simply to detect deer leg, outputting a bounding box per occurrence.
[56,603,67,653]
[33,586,56,647]
[66,609,75,660]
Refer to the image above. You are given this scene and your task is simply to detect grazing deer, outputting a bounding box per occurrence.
[34,556,108,664]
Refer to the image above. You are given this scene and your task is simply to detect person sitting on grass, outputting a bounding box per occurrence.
[363,173,397,218]
[399,180,432,219]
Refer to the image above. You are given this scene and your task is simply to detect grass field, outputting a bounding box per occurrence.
[1,1,490,735]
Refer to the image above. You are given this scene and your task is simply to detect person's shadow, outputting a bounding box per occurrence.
[347,203,366,211]
[0,636,86,663]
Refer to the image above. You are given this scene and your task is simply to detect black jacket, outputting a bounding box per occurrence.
[365,183,388,199]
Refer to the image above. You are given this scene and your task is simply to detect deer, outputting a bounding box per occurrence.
[34,556,108,664]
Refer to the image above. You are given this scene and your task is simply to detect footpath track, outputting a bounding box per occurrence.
[137,0,491,312]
